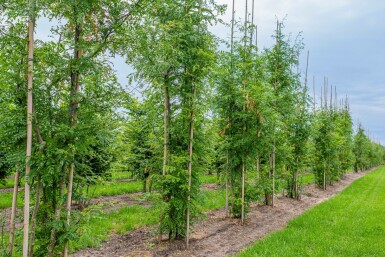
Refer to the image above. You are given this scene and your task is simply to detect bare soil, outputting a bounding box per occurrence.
[73,169,375,257]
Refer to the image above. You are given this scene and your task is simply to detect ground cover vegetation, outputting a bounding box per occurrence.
[0,0,384,256]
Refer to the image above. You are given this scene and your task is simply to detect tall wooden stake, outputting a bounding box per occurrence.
[226,0,236,218]
[23,0,35,255]
[304,50,309,88]
[330,84,333,110]
[241,0,248,226]
[250,0,255,47]
[334,86,337,110]
[320,84,323,109]
[313,76,316,110]
[255,25,258,50]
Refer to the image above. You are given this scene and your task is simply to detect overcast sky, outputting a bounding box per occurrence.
[210,0,385,144]
[36,0,385,144]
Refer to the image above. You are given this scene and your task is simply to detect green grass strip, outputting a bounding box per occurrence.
[238,166,385,257]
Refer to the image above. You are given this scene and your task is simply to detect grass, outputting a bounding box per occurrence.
[200,174,218,184]
[73,205,159,251]
[238,166,385,257]
[0,178,15,189]
[0,192,24,209]
[200,189,226,211]
[108,171,133,181]
[301,173,315,185]
[85,180,143,198]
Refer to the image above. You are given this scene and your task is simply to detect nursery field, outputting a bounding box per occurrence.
[69,168,375,257]
[2,0,385,256]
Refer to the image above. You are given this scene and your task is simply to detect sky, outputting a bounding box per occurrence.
[212,0,385,144]
[35,0,385,144]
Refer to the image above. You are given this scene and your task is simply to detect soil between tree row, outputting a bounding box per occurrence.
[73,168,375,257]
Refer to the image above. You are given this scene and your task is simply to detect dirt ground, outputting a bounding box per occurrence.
[72,169,374,257]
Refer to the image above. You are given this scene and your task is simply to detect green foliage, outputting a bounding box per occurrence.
[353,125,384,171]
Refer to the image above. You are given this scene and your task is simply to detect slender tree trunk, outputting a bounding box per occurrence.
[256,155,260,180]
[241,159,245,225]
[47,167,66,257]
[8,169,20,256]
[240,0,248,223]
[27,104,46,257]
[143,167,147,193]
[265,153,272,206]
[294,158,299,199]
[225,152,229,217]
[28,175,42,257]
[63,164,74,257]
[163,81,169,176]
[23,0,35,255]
[323,161,326,190]
[186,84,195,248]
[64,18,83,256]
[272,146,275,207]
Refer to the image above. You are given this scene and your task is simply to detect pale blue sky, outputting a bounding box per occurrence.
[213,0,385,144]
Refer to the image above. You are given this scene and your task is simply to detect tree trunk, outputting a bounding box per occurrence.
[186,85,195,249]
[272,147,275,207]
[8,169,20,256]
[323,162,326,190]
[225,152,229,217]
[256,155,260,181]
[47,167,66,257]
[28,102,46,257]
[241,159,245,225]
[28,175,42,257]
[63,16,83,256]
[143,167,147,193]
[63,164,74,257]
[23,0,35,255]
[163,81,169,176]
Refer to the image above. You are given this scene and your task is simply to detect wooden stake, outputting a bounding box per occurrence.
[330,84,333,110]
[304,50,309,88]
[334,86,337,110]
[226,0,235,219]
[313,76,316,110]
[255,25,258,49]
[250,0,255,47]
[320,84,323,110]
[23,0,35,255]
[241,0,248,226]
